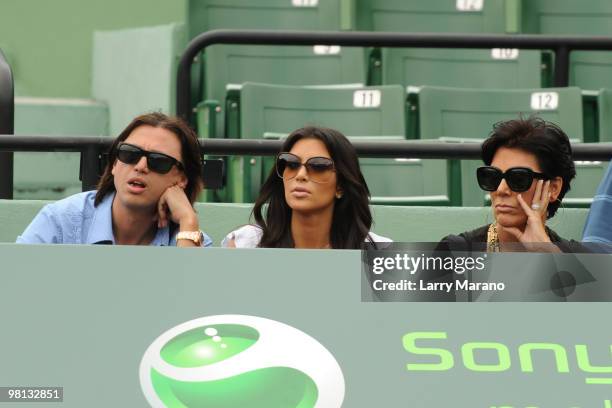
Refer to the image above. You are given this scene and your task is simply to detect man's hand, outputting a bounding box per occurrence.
[157,185,199,232]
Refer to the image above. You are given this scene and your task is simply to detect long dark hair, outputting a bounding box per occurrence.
[95,112,203,206]
[253,126,373,249]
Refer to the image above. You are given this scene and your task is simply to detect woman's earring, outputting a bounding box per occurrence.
[336,191,343,199]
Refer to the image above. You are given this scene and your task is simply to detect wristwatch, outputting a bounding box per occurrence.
[176,231,204,246]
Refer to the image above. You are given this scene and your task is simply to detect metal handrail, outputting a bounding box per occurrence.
[2,134,612,159]
[2,136,610,202]
[0,49,14,199]
[177,29,612,120]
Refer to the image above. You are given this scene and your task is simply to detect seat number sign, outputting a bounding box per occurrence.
[354,90,381,108]
[531,92,559,110]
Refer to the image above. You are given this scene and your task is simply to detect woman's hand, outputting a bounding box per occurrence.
[504,180,560,252]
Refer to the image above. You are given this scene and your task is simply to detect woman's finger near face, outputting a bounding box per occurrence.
[534,179,544,203]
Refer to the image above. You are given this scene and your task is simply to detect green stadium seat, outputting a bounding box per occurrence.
[356,0,522,86]
[356,0,519,33]
[13,98,109,200]
[413,86,584,141]
[219,82,466,206]
[570,53,612,91]
[593,89,612,143]
[362,156,450,206]
[0,200,590,244]
[212,83,417,203]
[411,86,584,206]
[522,0,612,35]
[522,0,612,92]
[564,160,609,207]
[198,45,367,138]
[188,0,361,138]
[188,0,353,37]
[239,83,404,139]
[382,48,551,89]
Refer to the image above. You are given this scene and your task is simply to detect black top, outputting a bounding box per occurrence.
[440,224,589,253]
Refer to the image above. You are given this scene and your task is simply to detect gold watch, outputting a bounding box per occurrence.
[176,231,203,246]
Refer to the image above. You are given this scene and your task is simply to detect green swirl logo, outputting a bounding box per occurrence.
[140,315,345,407]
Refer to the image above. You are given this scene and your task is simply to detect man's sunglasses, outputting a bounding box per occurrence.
[276,152,335,184]
[116,143,183,174]
[477,166,548,193]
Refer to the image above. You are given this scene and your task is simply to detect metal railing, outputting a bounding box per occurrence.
[1,136,611,200]
[177,29,612,120]
[6,32,612,198]
[0,49,14,199]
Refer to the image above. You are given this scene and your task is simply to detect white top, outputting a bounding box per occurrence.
[221,224,392,248]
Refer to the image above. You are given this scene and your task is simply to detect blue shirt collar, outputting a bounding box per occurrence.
[86,192,171,246]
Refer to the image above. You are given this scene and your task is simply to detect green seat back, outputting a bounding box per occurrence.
[14,98,109,200]
[357,0,518,33]
[383,48,547,89]
[416,86,583,207]
[522,0,612,92]
[416,86,584,141]
[357,0,521,86]
[1,200,589,244]
[189,0,359,138]
[362,157,449,205]
[594,89,612,142]
[189,0,352,37]
[522,0,612,35]
[231,83,405,202]
[199,45,367,137]
[564,161,609,207]
[240,83,404,138]
[570,53,612,91]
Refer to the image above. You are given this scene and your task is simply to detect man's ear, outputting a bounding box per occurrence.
[549,176,563,202]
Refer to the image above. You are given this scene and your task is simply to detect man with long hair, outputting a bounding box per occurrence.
[17,112,211,246]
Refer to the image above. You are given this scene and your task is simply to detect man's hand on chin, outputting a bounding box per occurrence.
[156,185,200,247]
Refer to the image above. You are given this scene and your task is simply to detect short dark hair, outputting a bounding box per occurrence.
[481,117,576,218]
[252,126,374,249]
[95,112,203,206]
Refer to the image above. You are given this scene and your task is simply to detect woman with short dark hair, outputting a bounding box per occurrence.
[441,117,583,252]
[223,126,391,249]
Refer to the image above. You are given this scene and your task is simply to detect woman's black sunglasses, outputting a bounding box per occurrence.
[477,166,548,192]
[276,152,335,183]
[116,143,183,174]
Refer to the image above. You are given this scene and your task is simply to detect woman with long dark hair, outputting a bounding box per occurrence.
[223,126,391,248]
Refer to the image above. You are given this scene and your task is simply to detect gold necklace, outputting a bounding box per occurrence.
[487,222,501,252]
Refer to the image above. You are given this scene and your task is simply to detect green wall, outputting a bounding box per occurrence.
[0,0,187,98]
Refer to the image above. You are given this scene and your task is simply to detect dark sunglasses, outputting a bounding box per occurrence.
[116,143,183,174]
[477,166,548,192]
[276,152,335,184]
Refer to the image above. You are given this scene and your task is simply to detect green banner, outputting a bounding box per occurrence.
[0,245,610,407]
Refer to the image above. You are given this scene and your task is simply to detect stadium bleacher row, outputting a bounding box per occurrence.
[3,0,612,209]
[0,199,590,244]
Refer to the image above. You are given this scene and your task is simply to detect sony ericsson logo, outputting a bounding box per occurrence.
[139,315,345,407]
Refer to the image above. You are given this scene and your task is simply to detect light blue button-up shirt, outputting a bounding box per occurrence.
[583,161,612,244]
[16,191,212,246]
